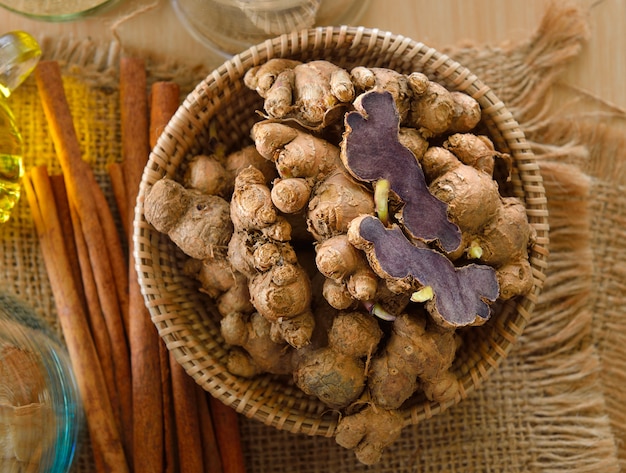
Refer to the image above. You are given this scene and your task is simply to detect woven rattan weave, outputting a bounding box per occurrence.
[133,26,549,438]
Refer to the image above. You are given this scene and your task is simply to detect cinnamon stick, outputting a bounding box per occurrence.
[149,81,180,148]
[24,166,129,473]
[106,161,130,246]
[159,341,177,473]
[149,80,182,473]
[49,173,121,432]
[72,201,124,429]
[35,61,132,458]
[34,60,133,456]
[120,56,165,473]
[50,174,121,431]
[48,174,83,297]
[199,392,224,473]
[209,397,247,473]
[170,354,204,473]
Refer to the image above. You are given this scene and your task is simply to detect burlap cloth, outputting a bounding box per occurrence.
[1,2,624,472]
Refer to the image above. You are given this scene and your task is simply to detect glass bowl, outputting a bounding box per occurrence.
[0,0,118,22]
[0,292,81,472]
[171,0,371,57]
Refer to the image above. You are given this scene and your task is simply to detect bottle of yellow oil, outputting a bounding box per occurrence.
[0,31,41,223]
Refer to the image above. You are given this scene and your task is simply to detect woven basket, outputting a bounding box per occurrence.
[133,26,549,438]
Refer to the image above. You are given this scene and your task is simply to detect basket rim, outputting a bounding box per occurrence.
[133,25,550,436]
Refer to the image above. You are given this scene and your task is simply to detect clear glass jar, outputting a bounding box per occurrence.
[171,0,371,57]
[0,293,81,473]
[0,31,41,224]
[0,0,118,22]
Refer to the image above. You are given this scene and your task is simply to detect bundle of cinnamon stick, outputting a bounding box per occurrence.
[24,58,246,473]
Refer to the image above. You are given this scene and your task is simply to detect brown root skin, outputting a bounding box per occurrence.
[328,311,383,359]
[348,215,499,328]
[270,177,311,214]
[228,165,314,346]
[252,121,341,181]
[294,348,366,409]
[406,75,455,137]
[227,231,256,278]
[228,227,313,338]
[225,348,263,378]
[428,153,502,238]
[248,263,312,322]
[251,120,343,214]
[243,58,302,97]
[449,91,482,134]
[496,260,534,301]
[143,177,191,234]
[307,169,375,241]
[315,234,378,309]
[271,310,316,349]
[322,278,356,310]
[183,258,254,317]
[183,154,230,196]
[245,59,355,128]
[335,405,405,465]
[292,61,355,127]
[342,90,461,253]
[476,197,535,267]
[144,178,233,261]
[398,127,429,162]
[221,312,295,377]
[351,66,411,122]
[230,166,280,231]
[224,145,278,188]
[419,145,460,182]
[421,145,501,261]
[228,224,297,277]
[293,311,383,409]
[474,197,537,300]
[443,133,500,176]
[216,277,255,318]
[368,313,459,409]
[265,69,296,118]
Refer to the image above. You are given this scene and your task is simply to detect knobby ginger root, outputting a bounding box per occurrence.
[251,118,376,310]
[306,169,375,241]
[183,258,253,317]
[351,66,412,122]
[228,166,314,348]
[350,67,481,138]
[184,145,277,199]
[221,311,295,377]
[335,405,405,465]
[184,153,230,197]
[143,178,232,261]
[315,234,378,308]
[293,311,382,409]
[368,313,460,409]
[251,120,342,214]
[244,59,355,128]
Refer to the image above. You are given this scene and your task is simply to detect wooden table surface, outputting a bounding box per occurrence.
[0,0,622,117]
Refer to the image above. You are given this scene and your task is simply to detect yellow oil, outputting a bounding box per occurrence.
[0,153,22,223]
[0,31,42,224]
[0,97,22,224]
